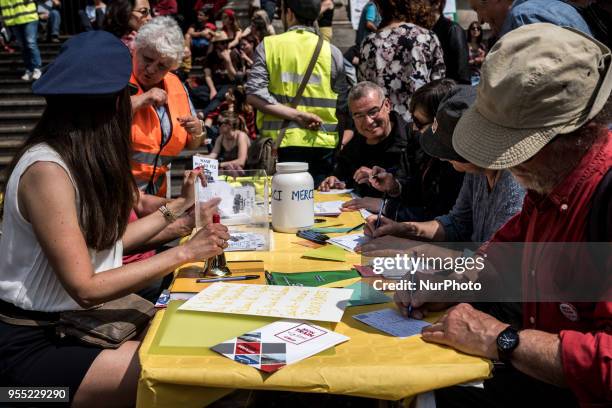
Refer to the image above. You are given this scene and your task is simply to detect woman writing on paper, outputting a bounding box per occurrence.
[0,31,229,407]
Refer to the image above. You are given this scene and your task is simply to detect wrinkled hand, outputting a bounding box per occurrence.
[353,166,373,185]
[144,87,167,107]
[393,285,453,320]
[294,111,323,130]
[178,115,203,137]
[364,215,417,238]
[318,176,346,192]
[186,222,230,261]
[421,303,508,360]
[356,234,421,255]
[370,166,400,195]
[341,197,382,213]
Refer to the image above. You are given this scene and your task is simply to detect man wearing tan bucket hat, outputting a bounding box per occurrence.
[396,24,612,407]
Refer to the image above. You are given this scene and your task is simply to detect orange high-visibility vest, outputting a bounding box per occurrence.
[130,72,192,197]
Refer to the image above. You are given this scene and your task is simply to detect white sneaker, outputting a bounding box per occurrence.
[31,69,42,80]
[21,71,32,81]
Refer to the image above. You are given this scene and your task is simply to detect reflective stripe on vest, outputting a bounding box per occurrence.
[130,72,191,197]
[257,29,338,149]
[0,0,37,26]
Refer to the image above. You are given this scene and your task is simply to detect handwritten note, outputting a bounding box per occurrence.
[353,308,431,338]
[179,283,354,322]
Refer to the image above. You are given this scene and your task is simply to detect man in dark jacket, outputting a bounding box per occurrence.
[431,0,471,84]
[319,81,408,198]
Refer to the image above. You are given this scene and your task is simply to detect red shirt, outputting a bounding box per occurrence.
[487,130,612,406]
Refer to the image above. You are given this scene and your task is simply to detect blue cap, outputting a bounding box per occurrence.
[32,31,132,96]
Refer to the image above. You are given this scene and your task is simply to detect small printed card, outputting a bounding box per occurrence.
[226,232,267,251]
[314,201,343,216]
[211,320,349,373]
[353,308,431,338]
[328,233,370,253]
[193,155,219,181]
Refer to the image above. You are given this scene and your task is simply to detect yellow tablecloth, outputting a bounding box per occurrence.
[137,194,492,407]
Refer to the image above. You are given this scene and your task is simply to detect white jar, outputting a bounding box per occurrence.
[271,162,314,233]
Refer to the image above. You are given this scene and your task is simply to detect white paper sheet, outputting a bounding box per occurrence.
[328,233,370,253]
[314,201,344,216]
[178,283,354,322]
[318,189,353,195]
[226,232,267,252]
[353,308,431,338]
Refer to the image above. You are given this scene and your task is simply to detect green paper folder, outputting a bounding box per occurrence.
[268,269,360,287]
[149,301,336,356]
[149,301,277,355]
[302,245,347,262]
[346,282,392,307]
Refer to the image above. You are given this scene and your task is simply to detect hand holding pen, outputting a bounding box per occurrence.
[370,166,401,196]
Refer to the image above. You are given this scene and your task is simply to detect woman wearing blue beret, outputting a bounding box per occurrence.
[0,31,229,406]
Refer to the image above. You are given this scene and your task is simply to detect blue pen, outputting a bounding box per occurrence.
[374,196,387,229]
[407,251,417,316]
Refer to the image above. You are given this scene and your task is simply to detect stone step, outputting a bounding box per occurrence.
[0,50,60,59]
[0,112,42,126]
[0,99,46,115]
[0,58,55,66]
[0,86,34,96]
[0,124,34,135]
[0,135,26,149]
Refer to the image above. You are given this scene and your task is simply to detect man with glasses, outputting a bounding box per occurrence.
[319,81,407,198]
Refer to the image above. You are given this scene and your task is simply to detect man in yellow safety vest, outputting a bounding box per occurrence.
[0,0,41,80]
[245,0,350,184]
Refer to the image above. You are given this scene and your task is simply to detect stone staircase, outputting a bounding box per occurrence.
[0,42,56,189]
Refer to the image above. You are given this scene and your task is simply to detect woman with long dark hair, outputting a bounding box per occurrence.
[0,31,228,407]
[466,21,487,85]
[103,0,152,51]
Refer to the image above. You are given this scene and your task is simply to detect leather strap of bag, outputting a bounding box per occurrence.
[273,34,325,154]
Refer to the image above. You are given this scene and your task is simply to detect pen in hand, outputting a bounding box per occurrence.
[374,196,387,230]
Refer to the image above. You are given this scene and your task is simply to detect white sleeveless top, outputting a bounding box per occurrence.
[0,144,123,312]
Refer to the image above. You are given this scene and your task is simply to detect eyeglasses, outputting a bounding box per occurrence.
[470,27,481,31]
[133,7,151,17]
[352,100,386,121]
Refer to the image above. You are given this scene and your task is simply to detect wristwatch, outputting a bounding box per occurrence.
[158,204,178,223]
[496,326,520,364]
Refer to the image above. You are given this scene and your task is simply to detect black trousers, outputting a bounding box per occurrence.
[435,365,578,408]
